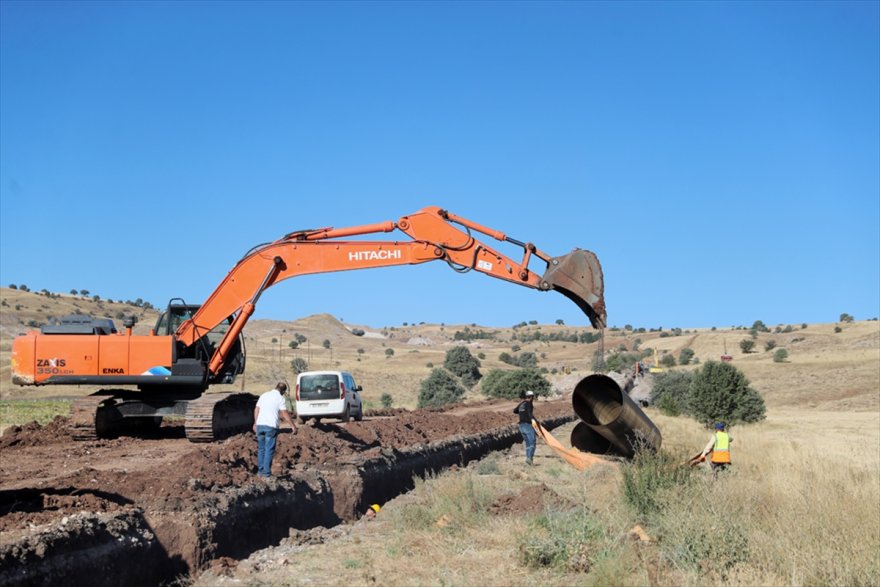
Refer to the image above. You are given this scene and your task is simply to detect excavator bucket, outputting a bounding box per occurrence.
[542,249,606,329]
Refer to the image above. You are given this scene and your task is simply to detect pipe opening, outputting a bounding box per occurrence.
[572,374,624,425]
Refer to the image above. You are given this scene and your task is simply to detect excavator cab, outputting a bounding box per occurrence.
[153,302,246,385]
[153,303,197,336]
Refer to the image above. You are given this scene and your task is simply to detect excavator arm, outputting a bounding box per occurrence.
[175,206,606,378]
[10,204,605,442]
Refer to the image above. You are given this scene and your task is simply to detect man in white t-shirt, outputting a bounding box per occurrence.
[253,382,297,477]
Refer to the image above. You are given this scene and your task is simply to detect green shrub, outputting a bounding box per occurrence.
[739,339,756,353]
[480,368,550,399]
[773,348,788,363]
[385,348,395,357]
[380,393,393,408]
[688,360,766,424]
[604,351,642,373]
[443,346,482,388]
[290,358,309,374]
[678,347,695,365]
[659,353,676,367]
[417,369,465,407]
[650,371,694,416]
[764,340,777,352]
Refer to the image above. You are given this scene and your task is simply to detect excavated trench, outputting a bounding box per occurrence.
[0,405,575,587]
[1,378,662,586]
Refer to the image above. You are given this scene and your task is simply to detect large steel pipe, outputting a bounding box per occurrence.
[571,374,661,457]
[570,421,615,455]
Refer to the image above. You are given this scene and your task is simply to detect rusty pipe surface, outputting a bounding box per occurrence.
[571,374,661,457]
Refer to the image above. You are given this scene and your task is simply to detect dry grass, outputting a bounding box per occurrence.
[215,407,880,587]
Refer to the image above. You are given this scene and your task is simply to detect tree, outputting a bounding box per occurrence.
[357,348,365,355]
[839,313,854,323]
[659,353,676,368]
[764,340,777,352]
[79,289,89,296]
[322,339,331,349]
[271,338,278,344]
[650,371,694,417]
[70,289,77,295]
[385,348,395,357]
[19,284,29,292]
[290,358,309,374]
[443,346,482,388]
[480,368,550,399]
[688,360,766,425]
[739,339,756,353]
[678,347,695,366]
[773,348,788,363]
[418,369,465,407]
[380,393,393,408]
[288,341,299,349]
[555,319,564,325]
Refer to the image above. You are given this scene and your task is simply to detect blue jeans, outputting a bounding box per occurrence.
[256,425,279,476]
[519,422,536,462]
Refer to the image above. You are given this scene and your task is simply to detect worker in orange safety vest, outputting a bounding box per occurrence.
[701,422,732,478]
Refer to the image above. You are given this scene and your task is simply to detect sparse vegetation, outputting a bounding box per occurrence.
[773,348,788,363]
[417,369,465,407]
[740,339,756,353]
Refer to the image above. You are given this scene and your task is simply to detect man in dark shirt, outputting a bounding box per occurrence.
[513,390,537,465]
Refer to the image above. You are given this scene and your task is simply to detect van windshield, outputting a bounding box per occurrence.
[299,374,340,400]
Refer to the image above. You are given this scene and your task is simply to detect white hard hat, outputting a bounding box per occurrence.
[525,390,535,397]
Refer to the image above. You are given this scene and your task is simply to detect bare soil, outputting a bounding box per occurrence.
[0,396,575,586]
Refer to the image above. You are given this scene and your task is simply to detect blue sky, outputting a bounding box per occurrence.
[1,1,878,330]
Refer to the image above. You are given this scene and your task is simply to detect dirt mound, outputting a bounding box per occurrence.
[488,483,577,516]
[0,416,72,448]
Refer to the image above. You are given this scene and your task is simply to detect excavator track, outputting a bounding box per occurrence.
[184,392,257,442]
[70,394,124,440]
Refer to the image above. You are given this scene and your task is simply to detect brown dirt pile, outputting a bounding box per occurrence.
[488,482,577,516]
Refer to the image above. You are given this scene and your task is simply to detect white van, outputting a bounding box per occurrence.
[295,370,364,423]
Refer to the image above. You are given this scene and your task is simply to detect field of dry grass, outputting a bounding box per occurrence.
[203,407,879,586]
[1,286,878,584]
[1,285,878,413]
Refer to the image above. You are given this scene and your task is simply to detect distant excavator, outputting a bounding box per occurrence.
[12,206,607,442]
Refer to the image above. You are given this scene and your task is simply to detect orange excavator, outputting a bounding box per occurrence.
[11,206,606,442]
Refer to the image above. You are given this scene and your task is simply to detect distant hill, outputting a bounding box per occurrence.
[1,287,877,411]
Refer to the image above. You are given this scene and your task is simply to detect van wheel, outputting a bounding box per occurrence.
[354,407,363,422]
[341,404,351,423]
